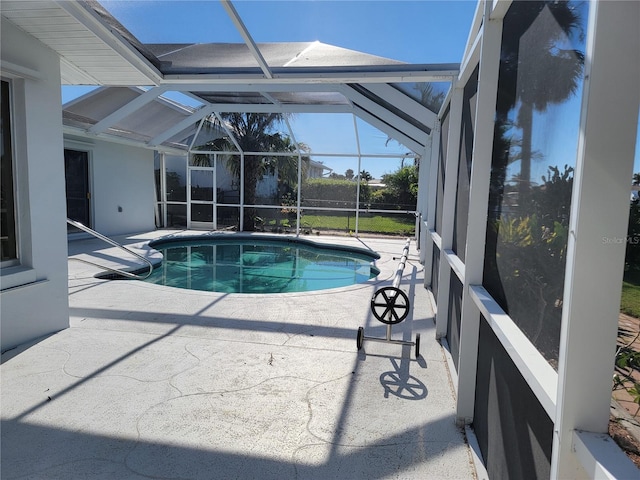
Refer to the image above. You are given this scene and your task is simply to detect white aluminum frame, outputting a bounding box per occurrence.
[434,83,464,339]
[175,145,420,236]
[423,0,640,477]
[551,1,640,477]
[454,0,503,425]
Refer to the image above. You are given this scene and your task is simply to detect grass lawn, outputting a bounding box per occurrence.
[621,270,640,318]
[299,213,415,235]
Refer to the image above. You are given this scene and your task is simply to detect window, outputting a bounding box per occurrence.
[1,79,17,265]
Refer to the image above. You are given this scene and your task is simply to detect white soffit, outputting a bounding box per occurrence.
[0,0,159,86]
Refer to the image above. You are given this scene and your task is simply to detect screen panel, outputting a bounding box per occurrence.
[473,315,553,480]
[446,273,463,371]
[452,66,479,262]
[435,107,450,235]
[482,0,589,367]
[431,245,440,300]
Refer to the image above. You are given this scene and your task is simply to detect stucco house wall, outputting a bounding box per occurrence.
[65,136,156,236]
[0,18,69,351]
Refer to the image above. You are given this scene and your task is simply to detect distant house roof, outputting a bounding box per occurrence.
[368,179,386,188]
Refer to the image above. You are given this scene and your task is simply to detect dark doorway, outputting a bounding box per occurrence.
[64,149,90,232]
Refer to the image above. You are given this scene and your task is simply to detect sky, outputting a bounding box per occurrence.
[62,0,477,179]
[62,0,640,179]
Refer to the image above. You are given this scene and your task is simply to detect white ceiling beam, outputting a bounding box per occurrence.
[363,83,438,129]
[458,26,482,85]
[88,86,168,134]
[220,0,273,79]
[64,125,188,156]
[161,68,459,85]
[148,105,217,146]
[460,0,483,65]
[308,152,418,159]
[283,118,300,151]
[352,105,424,154]
[189,117,206,150]
[491,0,512,20]
[204,103,352,114]
[338,85,429,146]
[168,83,342,93]
[212,112,243,153]
[262,92,304,153]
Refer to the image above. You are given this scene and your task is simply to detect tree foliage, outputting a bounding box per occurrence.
[484,164,574,364]
[360,170,372,182]
[415,83,446,113]
[497,1,585,196]
[370,165,418,210]
[194,113,306,230]
[301,178,370,208]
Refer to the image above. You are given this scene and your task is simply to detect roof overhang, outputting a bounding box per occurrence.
[1,0,163,85]
[2,0,460,154]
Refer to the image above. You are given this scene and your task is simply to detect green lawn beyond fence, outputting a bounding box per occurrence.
[298,213,415,236]
[621,270,640,319]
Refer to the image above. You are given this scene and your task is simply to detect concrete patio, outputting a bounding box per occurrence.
[1,231,477,479]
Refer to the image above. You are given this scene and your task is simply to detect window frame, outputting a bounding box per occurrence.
[1,77,19,268]
[0,74,37,291]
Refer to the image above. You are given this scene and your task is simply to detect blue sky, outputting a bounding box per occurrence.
[97,0,476,64]
[63,1,639,178]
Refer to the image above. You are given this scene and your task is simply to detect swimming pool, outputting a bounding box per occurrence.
[143,235,380,294]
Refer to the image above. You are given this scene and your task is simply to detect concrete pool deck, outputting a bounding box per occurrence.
[1,230,478,479]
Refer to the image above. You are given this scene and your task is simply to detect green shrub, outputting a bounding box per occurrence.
[381,165,418,208]
[301,178,370,208]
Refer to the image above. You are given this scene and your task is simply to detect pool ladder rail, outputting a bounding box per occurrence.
[67,218,154,280]
[356,239,421,358]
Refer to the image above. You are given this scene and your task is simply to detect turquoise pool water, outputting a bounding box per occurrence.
[144,235,380,294]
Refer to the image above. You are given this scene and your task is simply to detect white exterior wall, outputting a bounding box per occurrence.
[216,161,236,196]
[0,18,69,351]
[256,173,277,199]
[69,138,156,236]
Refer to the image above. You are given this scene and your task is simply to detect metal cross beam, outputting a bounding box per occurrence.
[220,0,273,79]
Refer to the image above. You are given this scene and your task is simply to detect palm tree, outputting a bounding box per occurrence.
[485,1,587,361]
[360,170,373,182]
[499,1,585,198]
[269,136,310,204]
[415,83,446,113]
[203,113,306,230]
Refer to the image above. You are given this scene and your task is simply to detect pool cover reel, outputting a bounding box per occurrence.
[356,239,420,358]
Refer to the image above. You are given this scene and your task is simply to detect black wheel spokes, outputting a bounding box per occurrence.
[371,287,410,324]
[360,281,419,358]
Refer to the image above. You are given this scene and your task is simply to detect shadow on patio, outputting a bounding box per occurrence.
[1,234,475,479]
